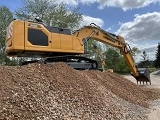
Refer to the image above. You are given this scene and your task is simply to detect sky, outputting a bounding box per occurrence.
[1,0,160,62]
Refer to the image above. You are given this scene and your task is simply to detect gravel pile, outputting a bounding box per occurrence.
[0,62,160,119]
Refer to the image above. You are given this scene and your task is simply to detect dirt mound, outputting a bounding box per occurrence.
[0,62,160,119]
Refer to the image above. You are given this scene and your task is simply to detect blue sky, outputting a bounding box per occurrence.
[1,0,160,61]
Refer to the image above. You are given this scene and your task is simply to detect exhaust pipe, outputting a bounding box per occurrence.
[134,68,151,85]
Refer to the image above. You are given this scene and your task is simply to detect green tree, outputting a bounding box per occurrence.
[0,6,18,65]
[83,39,108,69]
[15,0,82,29]
[83,39,101,57]
[154,43,160,67]
[104,46,129,73]
[138,60,154,68]
[85,42,130,73]
[131,47,140,60]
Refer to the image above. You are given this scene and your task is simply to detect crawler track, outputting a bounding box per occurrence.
[21,55,98,70]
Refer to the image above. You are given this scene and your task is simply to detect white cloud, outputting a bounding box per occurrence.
[96,0,159,11]
[116,12,160,42]
[80,15,104,27]
[53,0,160,11]
[115,12,160,61]
[52,0,79,6]
[80,0,97,4]
[106,27,112,31]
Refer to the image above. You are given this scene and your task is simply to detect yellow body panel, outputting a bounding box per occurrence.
[6,20,25,55]
[51,32,60,49]
[6,20,84,56]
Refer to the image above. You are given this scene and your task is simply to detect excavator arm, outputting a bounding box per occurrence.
[73,23,151,84]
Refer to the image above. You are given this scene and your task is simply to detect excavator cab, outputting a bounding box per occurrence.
[133,68,151,85]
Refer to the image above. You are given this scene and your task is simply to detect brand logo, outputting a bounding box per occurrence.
[28,23,41,28]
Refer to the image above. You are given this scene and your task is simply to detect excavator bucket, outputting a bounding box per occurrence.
[135,68,151,85]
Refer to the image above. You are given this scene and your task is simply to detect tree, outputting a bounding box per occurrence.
[15,0,82,29]
[0,6,18,65]
[138,51,149,67]
[85,42,131,73]
[154,43,160,67]
[131,47,140,60]
[104,46,130,73]
[83,39,101,57]
[141,51,148,61]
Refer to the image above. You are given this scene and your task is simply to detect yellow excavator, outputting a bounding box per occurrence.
[5,19,151,85]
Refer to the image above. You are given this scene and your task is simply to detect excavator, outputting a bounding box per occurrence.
[5,19,151,85]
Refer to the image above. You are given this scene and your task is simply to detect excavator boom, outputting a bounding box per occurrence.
[73,24,151,84]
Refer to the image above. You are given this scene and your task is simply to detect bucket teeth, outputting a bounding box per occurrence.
[135,68,151,85]
[136,80,151,85]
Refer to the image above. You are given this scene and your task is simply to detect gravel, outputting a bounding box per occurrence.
[0,62,160,119]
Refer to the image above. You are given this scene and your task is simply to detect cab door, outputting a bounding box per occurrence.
[24,22,51,52]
